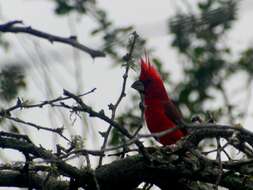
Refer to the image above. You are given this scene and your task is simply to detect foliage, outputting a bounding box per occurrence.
[54,0,95,15]
[169,0,253,123]
[0,65,25,102]
[54,0,145,62]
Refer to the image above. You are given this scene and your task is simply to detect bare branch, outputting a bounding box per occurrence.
[0,20,105,58]
[3,115,68,140]
[98,31,139,166]
[0,88,96,115]
[0,171,69,190]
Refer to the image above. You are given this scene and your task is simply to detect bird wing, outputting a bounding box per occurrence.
[163,100,187,135]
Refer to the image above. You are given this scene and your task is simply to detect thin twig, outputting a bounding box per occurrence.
[0,88,96,116]
[97,32,139,167]
[2,115,70,142]
[59,148,105,159]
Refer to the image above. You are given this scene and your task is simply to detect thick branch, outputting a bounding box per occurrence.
[0,171,69,190]
[0,132,84,179]
[94,148,253,190]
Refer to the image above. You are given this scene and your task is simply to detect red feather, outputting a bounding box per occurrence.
[139,57,186,145]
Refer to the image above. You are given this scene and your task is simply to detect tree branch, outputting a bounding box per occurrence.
[0,20,105,58]
[0,171,69,190]
[98,31,139,166]
[94,147,253,190]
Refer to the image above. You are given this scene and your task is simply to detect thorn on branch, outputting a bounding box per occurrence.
[55,127,64,135]
[16,97,22,107]
[122,73,128,79]
[63,89,71,96]
[99,131,107,138]
[108,103,114,110]
[122,53,130,62]
[99,109,105,116]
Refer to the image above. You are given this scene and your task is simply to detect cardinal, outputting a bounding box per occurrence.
[131,56,187,145]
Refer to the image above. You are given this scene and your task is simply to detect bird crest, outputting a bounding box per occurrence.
[139,54,162,82]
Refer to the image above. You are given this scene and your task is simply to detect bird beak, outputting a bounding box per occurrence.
[131,80,144,93]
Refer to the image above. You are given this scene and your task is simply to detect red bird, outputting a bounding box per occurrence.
[131,57,187,145]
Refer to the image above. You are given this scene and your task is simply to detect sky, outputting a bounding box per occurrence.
[0,0,253,189]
